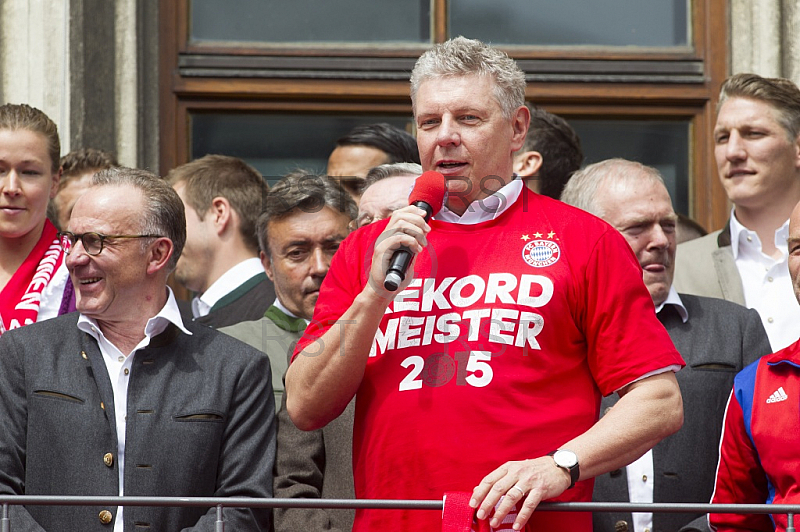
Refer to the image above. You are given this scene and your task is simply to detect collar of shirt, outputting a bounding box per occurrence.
[729,207,790,262]
[434,178,523,225]
[191,257,265,318]
[78,287,192,353]
[272,297,310,325]
[654,285,688,323]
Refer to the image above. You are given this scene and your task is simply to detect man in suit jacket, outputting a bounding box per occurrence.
[220,172,356,531]
[673,73,800,351]
[168,155,275,328]
[562,158,771,532]
[0,167,276,531]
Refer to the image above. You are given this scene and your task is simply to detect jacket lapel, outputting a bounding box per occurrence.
[713,222,746,304]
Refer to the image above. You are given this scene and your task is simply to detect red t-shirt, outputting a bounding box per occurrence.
[295,190,684,531]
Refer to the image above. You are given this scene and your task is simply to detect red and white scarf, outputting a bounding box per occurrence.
[0,220,65,334]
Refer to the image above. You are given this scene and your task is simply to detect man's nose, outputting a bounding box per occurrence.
[649,225,671,250]
[725,130,747,161]
[436,116,461,147]
[64,238,91,268]
[308,247,329,277]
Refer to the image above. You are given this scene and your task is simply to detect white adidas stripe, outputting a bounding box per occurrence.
[766,386,788,403]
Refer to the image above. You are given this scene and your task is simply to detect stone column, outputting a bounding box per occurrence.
[730,0,800,85]
[0,0,72,147]
[0,0,158,170]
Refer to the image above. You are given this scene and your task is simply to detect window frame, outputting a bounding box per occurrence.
[160,0,729,230]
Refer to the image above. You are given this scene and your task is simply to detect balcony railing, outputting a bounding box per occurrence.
[1,497,798,531]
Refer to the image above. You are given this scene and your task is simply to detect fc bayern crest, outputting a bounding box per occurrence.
[522,240,561,268]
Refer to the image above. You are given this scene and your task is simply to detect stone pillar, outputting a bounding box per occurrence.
[133,0,160,174]
[0,0,159,170]
[69,0,116,158]
[730,0,800,85]
[0,0,72,148]
[781,0,800,83]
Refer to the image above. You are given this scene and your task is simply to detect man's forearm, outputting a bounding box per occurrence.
[564,371,683,480]
[287,205,431,431]
[470,371,684,530]
[286,288,390,431]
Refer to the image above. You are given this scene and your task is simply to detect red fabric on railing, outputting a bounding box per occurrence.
[443,492,490,532]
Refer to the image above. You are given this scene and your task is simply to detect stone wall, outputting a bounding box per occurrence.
[731,0,800,84]
[0,0,158,171]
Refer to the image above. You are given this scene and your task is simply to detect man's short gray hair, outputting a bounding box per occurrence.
[410,36,526,120]
[560,158,666,219]
[257,170,357,256]
[92,167,186,271]
[361,162,423,193]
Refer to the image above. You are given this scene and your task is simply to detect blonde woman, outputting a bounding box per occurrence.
[0,103,72,333]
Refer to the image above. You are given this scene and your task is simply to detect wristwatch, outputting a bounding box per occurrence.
[549,449,580,489]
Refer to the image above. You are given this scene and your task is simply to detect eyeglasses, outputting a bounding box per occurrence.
[57,231,164,256]
[347,206,404,232]
[348,214,375,232]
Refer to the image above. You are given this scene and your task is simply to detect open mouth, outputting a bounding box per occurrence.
[79,277,102,285]
[437,161,467,172]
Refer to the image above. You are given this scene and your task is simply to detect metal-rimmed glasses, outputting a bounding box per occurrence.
[57,231,164,256]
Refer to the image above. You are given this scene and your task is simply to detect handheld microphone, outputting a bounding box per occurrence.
[383,171,447,292]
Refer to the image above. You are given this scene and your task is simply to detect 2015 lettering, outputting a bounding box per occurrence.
[399,351,493,391]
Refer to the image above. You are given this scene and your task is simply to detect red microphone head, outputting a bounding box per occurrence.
[408,171,447,217]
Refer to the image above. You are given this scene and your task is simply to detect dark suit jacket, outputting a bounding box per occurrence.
[593,294,771,532]
[0,313,276,532]
[219,305,355,531]
[179,272,276,329]
[273,394,355,532]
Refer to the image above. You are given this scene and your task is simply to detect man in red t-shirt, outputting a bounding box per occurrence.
[285,37,685,532]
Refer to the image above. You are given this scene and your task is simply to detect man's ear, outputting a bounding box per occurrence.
[146,237,174,275]
[794,133,800,170]
[260,250,275,282]
[210,197,234,235]
[509,104,530,153]
[513,151,543,178]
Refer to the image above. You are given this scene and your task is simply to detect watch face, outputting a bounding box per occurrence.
[554,449,578,468]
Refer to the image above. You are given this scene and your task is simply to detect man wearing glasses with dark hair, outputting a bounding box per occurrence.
[0,167,276,532]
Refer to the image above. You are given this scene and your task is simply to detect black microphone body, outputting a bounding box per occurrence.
[383,200,434,292]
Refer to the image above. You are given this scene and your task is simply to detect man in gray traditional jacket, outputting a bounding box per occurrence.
[0,167,275,532]
[221,171,356,532]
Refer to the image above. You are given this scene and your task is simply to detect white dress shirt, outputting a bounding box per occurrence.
[77,288,192,532]
[434,178,524,224]
[626,287,688,532]
[191,257,264,318]
[729,210,800,350]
